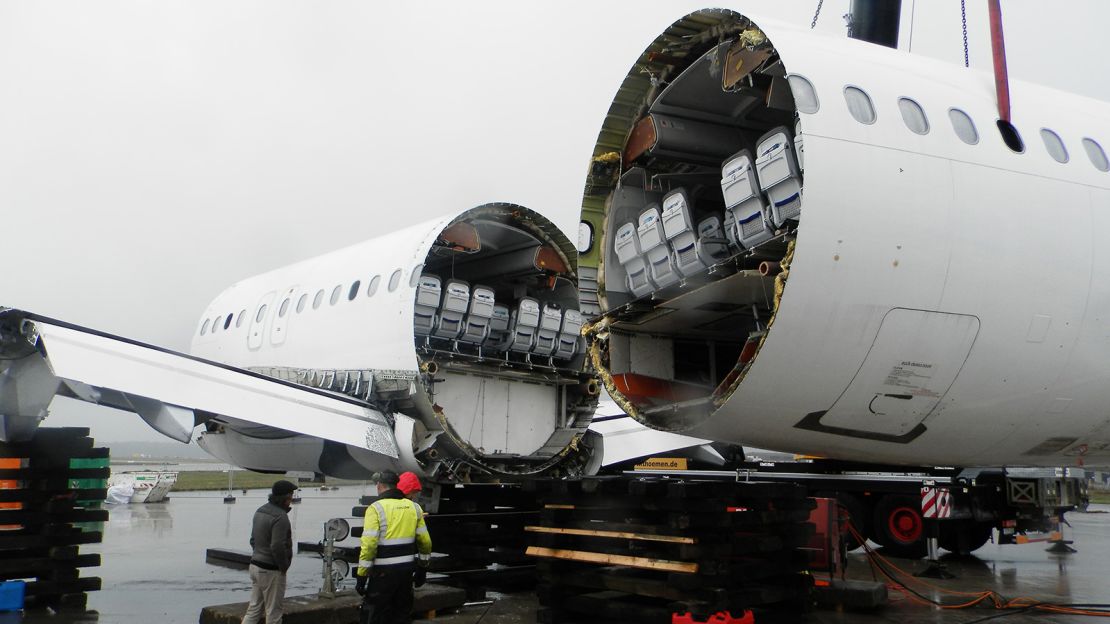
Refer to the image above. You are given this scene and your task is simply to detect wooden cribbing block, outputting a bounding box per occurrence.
[524,525,696,544]
[525,546,697,574]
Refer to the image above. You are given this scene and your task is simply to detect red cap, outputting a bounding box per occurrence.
[398,471,422,495]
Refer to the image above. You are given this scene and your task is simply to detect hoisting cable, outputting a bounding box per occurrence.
[841,521,1110,617]
[987,0,1011,122]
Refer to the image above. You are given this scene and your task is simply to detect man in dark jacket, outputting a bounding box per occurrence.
[242,479,297,624]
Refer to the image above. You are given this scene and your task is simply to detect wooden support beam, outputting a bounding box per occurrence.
[524,525,696,545]
[525,546,698,574]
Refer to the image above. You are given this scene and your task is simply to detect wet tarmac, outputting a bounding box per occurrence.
[4,489,1108,623]
[22,485,377,623]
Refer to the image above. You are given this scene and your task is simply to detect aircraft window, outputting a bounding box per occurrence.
[278,298,290,318]
[948,108,979,145]
[409,265,424,287]
[348,280,361,301]
[367,275,380,297]
[223,314,233,330]
[255,305,267,323]
[1082,138,1109,172]
[236,310,246,327]
[296,294,308,313]
[313,289,325,309]
[210,317,219,333]
[577,221,594,253]
[787,75,819,114]
[843,86,876,125]
[897,98,929,135]
[1040,129,1068,164]
[388,269,402,292]
[996,120,1025,153]
[330,285,342,306]
[200,319,210,335]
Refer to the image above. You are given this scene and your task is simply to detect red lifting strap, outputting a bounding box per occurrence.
[987,0,1011,122]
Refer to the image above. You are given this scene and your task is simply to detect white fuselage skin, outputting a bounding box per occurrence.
[190,213,444,373]
[613,12,1110,467]
[196,10,1110,470]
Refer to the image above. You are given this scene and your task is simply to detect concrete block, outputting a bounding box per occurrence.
[813,578,888,610]
[199,583,467,624]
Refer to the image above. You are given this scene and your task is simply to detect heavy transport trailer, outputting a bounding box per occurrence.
[625,460,1089,558]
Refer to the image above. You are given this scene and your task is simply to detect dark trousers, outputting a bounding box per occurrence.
[359,567,414,624]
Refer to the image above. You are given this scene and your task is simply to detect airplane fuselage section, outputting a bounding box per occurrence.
[580,9,1110,468]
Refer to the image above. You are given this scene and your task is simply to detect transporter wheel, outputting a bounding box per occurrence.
[938,521,993,556]
[873,495,927,558]
[817,491,870,551]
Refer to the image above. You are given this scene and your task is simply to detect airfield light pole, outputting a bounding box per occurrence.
[223,469,236,504]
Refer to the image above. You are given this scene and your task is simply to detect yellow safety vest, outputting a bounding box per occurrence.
[357,495,432,576]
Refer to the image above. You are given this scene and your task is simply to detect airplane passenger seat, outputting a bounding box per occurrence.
[433,279,470,340]
[508,297,541,353]
[660,188,704,278]
[533,303,563,356]
[487,304,512,351]
[756,126,803,227]
[413,274,441,337]
[721,149,774,249]
[637,205,680,290]
[554,309,584,360]
[460,284,495,344]
[694,216,731,268]
[794,118,804,172]
[722,208,741,250]
[614,222,654,298]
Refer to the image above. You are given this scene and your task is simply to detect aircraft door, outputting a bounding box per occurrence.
[248,292,276,351]
[796,308,979,443]
[269,287,298,346]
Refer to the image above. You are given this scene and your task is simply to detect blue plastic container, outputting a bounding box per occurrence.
[0,581,25,611]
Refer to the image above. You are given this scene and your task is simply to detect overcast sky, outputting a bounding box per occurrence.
[1,0,1106,444]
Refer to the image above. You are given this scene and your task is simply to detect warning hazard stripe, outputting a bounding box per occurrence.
[921,486,952,519]
[937,490,952,518]
[921,487,937,518]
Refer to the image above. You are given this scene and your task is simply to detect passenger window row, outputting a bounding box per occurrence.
[793,73,1110,172]
[198,266,414,337]
[413,274,584,361]
[615,124,803,299]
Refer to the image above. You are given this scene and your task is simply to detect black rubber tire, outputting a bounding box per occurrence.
[939,521,993,556]
[872,495,928,559]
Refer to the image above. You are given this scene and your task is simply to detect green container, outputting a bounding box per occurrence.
[69,456,109,532]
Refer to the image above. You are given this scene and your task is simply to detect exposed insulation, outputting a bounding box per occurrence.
[712,239,795,407]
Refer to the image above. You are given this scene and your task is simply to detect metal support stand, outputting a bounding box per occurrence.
[1046,540,1077,554]
[223,469,236,504]
[915,523,955,579]
[1047,520,1077,553]
[319,518,351,598]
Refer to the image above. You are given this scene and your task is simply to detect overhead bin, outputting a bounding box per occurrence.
[623,113,747,165]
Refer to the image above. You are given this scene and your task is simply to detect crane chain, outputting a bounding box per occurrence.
[961,0,970,67]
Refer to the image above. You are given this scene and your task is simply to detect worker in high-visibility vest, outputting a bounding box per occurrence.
[355,471,432,624]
